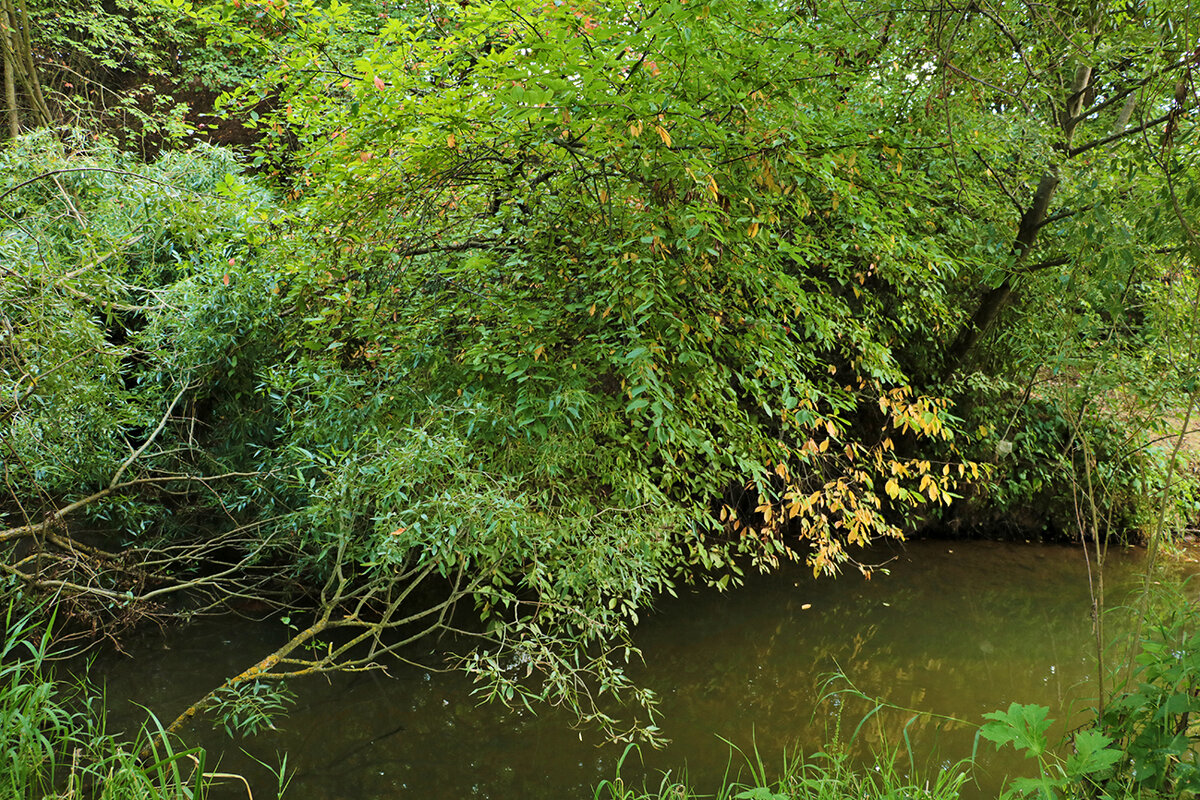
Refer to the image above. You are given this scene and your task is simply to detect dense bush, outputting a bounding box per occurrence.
[4,0,1199,742]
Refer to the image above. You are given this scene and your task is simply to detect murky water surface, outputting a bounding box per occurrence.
[87,540,1190,799]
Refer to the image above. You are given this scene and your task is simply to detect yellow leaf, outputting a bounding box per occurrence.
[447,133,456,149]
[747,222,760,238]
[655,124,672,147]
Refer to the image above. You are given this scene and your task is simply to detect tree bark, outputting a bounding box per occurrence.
[940,63,1093,380]
[13,0,49,123]
[1112,93,1136,136]
[1,4,16,138]
[0,0,50,128]
[942,170,1059,375]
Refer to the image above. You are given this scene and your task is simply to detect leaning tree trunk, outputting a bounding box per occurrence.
[942,168,1061,376]
[1,6,16,138]
[940,63,1094,380]
[11,0,49,123]
[0,0,51,132]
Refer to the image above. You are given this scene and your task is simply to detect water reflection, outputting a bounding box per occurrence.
[87,540,1165,799]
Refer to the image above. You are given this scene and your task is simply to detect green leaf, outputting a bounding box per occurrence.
[1064,729,1121,777]
[734,789,788,800]
[980,703,1052,757]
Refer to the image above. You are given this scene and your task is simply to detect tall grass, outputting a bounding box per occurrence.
[0,604,252,800]
[593,740,972,800]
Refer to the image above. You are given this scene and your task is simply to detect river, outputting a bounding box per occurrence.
[84,539,1189,799]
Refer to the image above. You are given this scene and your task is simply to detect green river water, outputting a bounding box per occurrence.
[85,539,1194,799]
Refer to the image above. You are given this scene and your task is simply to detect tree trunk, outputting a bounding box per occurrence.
[0,0,17,136]
[0,0,15,138]
[942,170,1059,376]
[0,0,50,130]
[940,64,1093,380]
[12,0,49,123]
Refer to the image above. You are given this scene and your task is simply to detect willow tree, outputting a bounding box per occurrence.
[12,0,1193,744]
[916,0,1199,379]
[130,0,985,735]
[893,0,1200,534]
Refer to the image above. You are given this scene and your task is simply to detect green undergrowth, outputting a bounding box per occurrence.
[594,740,970,800]
[0,606,287,800]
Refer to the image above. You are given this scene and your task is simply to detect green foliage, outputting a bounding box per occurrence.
[962,367,1200,542]
[185,0,977,580]
[981,598,1200,799]
[30,0,186,80]
[9,0,201,144]
[593,741,971,800]
[981,702,1127,800]
[1101,602,1200,795]
[5,0,1200,750]
[0,605,236,799]
[981,703,1056,760]
[112,0,998,727]
[0,129,275,527]
[915,0,1200,537]
[211,680,297,738]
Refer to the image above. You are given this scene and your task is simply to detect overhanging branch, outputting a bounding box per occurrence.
[1068,110,1177,158]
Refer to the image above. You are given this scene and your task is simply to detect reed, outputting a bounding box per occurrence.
[0,604,255,800]
[593,740,971,800]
